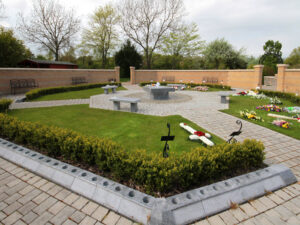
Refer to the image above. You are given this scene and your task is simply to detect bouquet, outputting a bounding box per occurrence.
[240,109,264,122]
[269,97,282,105]
[272,120,290,128]
[256,105,283,112]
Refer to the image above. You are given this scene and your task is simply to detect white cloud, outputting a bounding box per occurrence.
[1,0,299,57]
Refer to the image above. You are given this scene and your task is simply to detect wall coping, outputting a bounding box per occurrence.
[0,68,116,72]
[135,69,254,72]
[286,69,300,72]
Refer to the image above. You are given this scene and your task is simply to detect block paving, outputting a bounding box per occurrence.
[2,83,300,224]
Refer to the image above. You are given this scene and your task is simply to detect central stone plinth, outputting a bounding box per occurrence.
[143,86,175,100]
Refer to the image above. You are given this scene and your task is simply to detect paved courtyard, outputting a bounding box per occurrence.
[1,83,300,224]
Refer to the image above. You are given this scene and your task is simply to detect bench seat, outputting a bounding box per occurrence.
[109,97,140,112]
[102,85,118,94]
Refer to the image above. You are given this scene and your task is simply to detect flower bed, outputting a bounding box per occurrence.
[0,113,265,195]
[139,82,231,90]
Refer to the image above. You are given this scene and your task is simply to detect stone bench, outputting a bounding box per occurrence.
[143,86,175,100]
[102,85,118,94]
[218,91,231,103]
[109,97,140,112]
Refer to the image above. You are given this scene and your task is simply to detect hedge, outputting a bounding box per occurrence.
[139,81,231,90]
[26,82,122,100]
[0,113,265,194]
[258,90,300,104]
[0,99,12,113]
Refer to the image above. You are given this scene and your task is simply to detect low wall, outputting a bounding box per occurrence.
[277,65,300,94]
[0,67,120,95]
[130,66,263,90]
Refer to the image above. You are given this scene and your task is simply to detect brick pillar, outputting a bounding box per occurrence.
[276,64,288,92]
[130,67,135,84]
[253,65,264,88]
[115,66,120,82]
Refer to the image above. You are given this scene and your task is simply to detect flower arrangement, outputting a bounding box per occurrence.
[269,97,282,104]
[256,105,283,112]
[272,120,290,128]
[252,93,268,99]
[240,109,264,122]
[194,86,208,91]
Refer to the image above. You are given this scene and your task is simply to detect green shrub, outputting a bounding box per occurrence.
[0,113,264,194]
[0,99,12,113]
[139,82,231,90]
[26,82,122,100]
[258,90,300,104]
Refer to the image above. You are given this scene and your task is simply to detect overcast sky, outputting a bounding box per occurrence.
[1,0,299,58]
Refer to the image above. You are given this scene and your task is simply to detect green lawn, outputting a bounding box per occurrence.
[120,77,130,82]
[29,86,127,101]
[8,105,224,154]
[222,96,300,140]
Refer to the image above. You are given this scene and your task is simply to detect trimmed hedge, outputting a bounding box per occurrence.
[139,81,231,90]
[0,113,265,194]
[26,82,122,100]
[258,90,300,104]
[0,99,12,113]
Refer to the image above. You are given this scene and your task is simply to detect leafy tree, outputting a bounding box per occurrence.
[285,47,300,68]
[60,46,77,63]
[161,22,204,68]
[259,40,283,76]
[34,54,47,60]
[203,38,247,69]
[0,27,32,67]
[18,0,80,61]
[82,4,119,68]
[119,0,184,69]
[115,40,142,78]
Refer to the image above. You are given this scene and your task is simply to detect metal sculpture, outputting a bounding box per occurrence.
[227,120,242,143]
[161,123,175,158]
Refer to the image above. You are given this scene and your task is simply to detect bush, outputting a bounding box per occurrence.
[258,90,300,104]
[0,113,265,194]
[25,82,122,100]
[139,82,231,90]
[0,99,13,113]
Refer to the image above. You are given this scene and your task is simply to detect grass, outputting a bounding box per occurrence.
[221,96,300,140]
[120,77,130,82]
[8,104,224,154]
[29,86,127,101]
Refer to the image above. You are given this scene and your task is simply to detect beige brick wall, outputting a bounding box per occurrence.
[0,67,120,95]
[131,66,264,90]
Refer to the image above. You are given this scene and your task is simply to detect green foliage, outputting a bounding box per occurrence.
[0,99,12,113]
[285,47,300,69]
[115,40,142,78]
[81,4,119,68]
[203,38,247,69]
[0,113,264,193]
[139,82,231,90]
[257,90,300,104]
[260,40,283,76]
[25,82,122,100]
[0,26,32,67]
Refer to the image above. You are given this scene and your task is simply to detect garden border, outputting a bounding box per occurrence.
[0,137,296,225]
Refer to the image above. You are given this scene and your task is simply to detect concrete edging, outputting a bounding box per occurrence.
[0,138,297,225]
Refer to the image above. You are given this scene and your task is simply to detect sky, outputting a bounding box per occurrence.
[1,0,300,58]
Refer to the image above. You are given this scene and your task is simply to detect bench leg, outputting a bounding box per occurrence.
[113,101,120,110]
[130,103,138,112]
[221,96,227,104]
[112,88,116,93]
[104,89,109,94]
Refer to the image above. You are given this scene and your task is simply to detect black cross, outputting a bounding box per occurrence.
[161,123,175,158]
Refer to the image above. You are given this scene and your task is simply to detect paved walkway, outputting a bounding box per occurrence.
[2,83,300,224]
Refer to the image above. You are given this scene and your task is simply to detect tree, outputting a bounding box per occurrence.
[285,47,300,68]
[82,4,119,68]
[119,0,184,69]
[203,38,247,69]
[115,40,142,78]
[18,0,80,61]
[161,22,204,68]
[60,46,77,63]
[0,27,32,67]
[259,40,283,76]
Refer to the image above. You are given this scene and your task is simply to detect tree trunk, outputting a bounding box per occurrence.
[55,49,59,61]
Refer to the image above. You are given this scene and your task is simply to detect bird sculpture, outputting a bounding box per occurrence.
[227,120,242,143]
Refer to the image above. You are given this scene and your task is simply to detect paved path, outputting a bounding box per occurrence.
[2,83,300,224]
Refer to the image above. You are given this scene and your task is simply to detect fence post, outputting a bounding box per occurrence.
[276,64,288,92]
[253,65,264,89]
[130,67,136,84]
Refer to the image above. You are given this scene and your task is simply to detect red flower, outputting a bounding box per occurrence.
[194,131,205,136]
